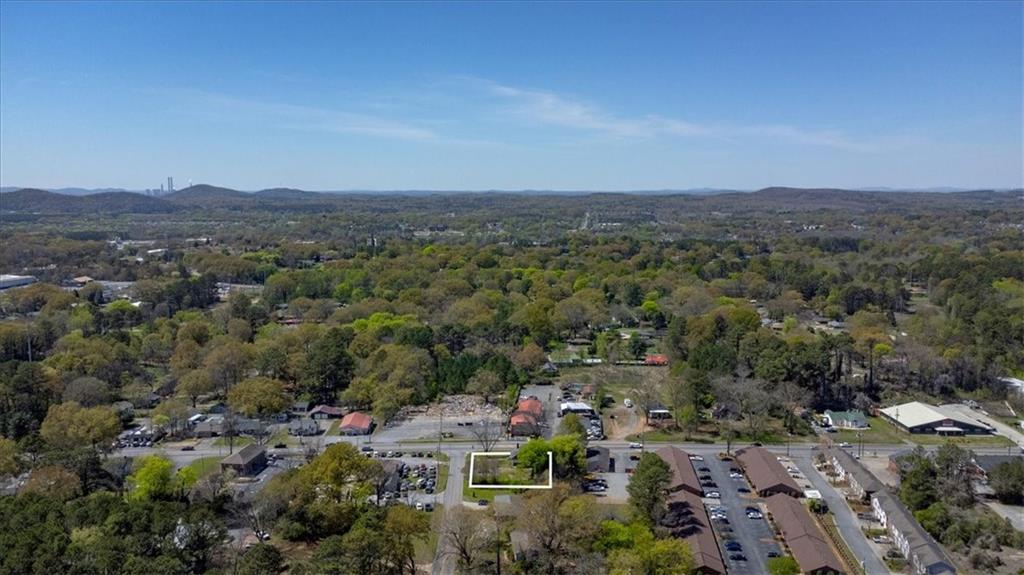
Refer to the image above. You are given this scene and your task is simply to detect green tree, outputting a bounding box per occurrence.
[559,413,587,439]
[302,327,355,404]
[229,377,291,418]
[127,455,176,500]
[989,459,1024,505]
[238,543,285,575]
[627,452,671,525]
[466,369,504,405]
[40,402,120,451]
[900,449,937,512]
[0,437,18,477]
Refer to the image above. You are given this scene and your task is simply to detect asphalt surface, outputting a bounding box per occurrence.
[699,454,781,575]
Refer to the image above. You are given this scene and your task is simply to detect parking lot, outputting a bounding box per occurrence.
[697,453,783,575]
[364,451,444,511]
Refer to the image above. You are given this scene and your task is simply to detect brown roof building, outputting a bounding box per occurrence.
[656,446,703,496]
[765,494,845,575]
[736,446,802,498]
[661,490,726,575]
[338,411,373,435]
[220,444,267,477]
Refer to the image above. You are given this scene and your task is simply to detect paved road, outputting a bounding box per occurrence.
[433,450,466,575]
[791,453,891,575]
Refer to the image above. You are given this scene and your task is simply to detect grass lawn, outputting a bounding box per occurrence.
[462,459,529,502]
[435,463,450,493]
[185,456,222,478]
[414,504,444,566]
[212,436,254,447]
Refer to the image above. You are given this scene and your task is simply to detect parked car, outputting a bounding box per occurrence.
[705,491,721,498]
[624,399,634,408]
[729,554,747,561]
[181,445,195,451]
[361,446,374,452]
[628,442,642,449]
[477,499,488,506]
[767,551,781,558]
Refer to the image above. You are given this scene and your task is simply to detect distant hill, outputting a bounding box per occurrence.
[164,184,253,206]
[0,188,175,213]
[0,186,134,196]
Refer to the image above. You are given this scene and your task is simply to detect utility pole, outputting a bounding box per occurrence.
[437,411,443,457]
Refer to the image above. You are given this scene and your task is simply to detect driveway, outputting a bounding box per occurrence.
[791,452,890,575]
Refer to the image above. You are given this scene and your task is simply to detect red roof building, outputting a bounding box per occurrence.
[509,396,544,437]
[644,354,669,366]
[338,411,373,435]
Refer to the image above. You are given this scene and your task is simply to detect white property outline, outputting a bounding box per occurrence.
[467,451,553,490]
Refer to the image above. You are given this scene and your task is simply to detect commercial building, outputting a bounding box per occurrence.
[586,446,612,473]
[0,274,37,290]
[735,446,803,498]
[558,401,595,417]
[871,492,956,575]
[879,402,993,436]
[656,446,704,497]
[826,446,883,502]
[510,396,544,437]
[338,411,373,435]
[220,444,267,476]
[764,494,845,575]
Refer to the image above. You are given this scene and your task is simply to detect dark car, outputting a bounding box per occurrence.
[737,487,751,493]
[699,474,712,480]
[767,551,781,558]
[729,554,747,561]
[361,446,374,452]
[181,445,195,451]
[724,542,742,551]
[477,499,488,506]
[698,466,710,472]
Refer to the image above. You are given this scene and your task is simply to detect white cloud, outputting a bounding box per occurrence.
[477,78,894,152]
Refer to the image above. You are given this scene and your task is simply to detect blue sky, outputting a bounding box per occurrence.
[1,1,1021,191]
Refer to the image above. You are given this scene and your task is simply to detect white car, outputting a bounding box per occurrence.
[729,472,743,479]
[629,442,643,449]
[689,455,704,461]
[706,491,721,499]
[838,442,852,448]
[415,502,424,511]
[746,512,763,519]
[624,399,634,408]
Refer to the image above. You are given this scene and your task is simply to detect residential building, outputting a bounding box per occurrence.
[871,492,956,575]
[879,402,993,435]
[661,490,726,575]
[309,405,344,419]
[288,418,320,436]
[826,446,883,502]
[764,494,845,575]
[220,444,267,476]
[735,446,803,498]
[656,446,704,497]
[823,410,869,429]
